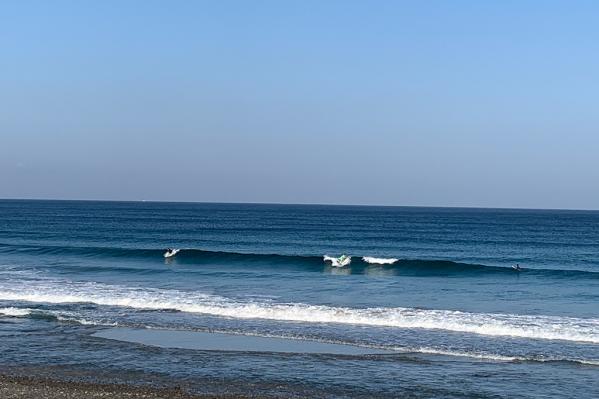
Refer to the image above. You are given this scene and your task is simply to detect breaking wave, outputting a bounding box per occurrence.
[1,278,598,344]
[0,307,33,317]
[362,257,399,265]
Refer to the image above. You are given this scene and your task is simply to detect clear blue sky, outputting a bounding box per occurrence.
[1,1,598,209]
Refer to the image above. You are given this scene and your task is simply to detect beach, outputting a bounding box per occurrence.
[0,366,321,399]
[0,374,211,399]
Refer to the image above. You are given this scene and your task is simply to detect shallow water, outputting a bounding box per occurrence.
[93,327,392,354]
[1,200,598,397]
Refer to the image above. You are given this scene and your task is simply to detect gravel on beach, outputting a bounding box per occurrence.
[0,374,254,399]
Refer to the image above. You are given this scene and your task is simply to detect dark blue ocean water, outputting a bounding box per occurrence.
[1,200,598,398]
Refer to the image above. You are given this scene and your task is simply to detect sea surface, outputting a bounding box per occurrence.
[1,200,598,398]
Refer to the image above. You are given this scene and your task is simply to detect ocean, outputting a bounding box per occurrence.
[1,199,598,398]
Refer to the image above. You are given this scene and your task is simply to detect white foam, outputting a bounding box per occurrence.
[0,305,115,326]
[362,257,399,265]
[1,279,599,344]
[394,346,520,361]
[393,346,599,365]
[0,307,33,317]
[55,314,119,326]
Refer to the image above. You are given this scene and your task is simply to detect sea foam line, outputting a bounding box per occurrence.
[1,279,599,344]
[393,346,599,366]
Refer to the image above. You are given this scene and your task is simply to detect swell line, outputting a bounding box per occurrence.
[1,243,598,278]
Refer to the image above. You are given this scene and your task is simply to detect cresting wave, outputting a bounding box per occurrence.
[2,243,597,278]
[0,307,33,317]
[1,277,598,344]
[0,306,118,326]
[362,257,399,265]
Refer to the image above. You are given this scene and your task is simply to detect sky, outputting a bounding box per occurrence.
[1,1,598,209]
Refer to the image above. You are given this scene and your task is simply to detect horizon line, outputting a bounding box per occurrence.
[1,196,598,212]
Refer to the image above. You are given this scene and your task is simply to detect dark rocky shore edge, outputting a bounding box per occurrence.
[0,363,341,398]
[0,374,260,399]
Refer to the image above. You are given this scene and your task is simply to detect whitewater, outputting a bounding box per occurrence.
[2,277,598,344]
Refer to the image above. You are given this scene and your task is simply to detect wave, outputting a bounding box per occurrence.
[362,257,398,265]
[0,307,33,317]
[395,346,599,366]
[2,243,597,278]
[1,278,599,344]
[54,314,119,326]
[0,305,119,326]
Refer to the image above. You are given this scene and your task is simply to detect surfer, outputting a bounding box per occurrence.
[164,248,180,258]
[512,263,522,272]
[324,254,351,267]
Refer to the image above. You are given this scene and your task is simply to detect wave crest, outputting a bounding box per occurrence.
[362,257,399,265]
[0,307,33,317]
